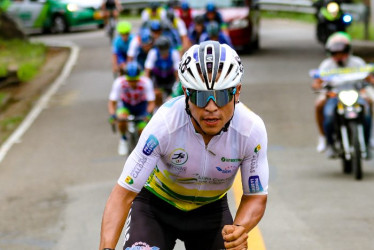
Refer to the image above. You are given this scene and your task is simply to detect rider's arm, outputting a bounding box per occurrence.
[144,48,157,78]
[312,78,323,90]
[222,195,267,249]
[99,184,138,250]
[172,49,181,81]
[223,109,269,249]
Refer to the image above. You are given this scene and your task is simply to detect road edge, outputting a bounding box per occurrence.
[0,42,80,164]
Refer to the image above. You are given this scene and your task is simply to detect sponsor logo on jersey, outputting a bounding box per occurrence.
[221,157,242,162]
[142,135,159,156]
[131,156,147,178]
[254,144,261,153]
[216,166,236,174]
[125,241,160,250]
[248,175,263,193]
[169,148,188,165]
[125,176,134,185]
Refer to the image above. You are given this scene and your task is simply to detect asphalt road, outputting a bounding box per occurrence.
[0,18,374,250]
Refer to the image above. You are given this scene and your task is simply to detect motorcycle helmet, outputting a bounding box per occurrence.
[178,40,243,91]
[125,61,142,80]
[116,21,132,35]
[325,31,351,55]
[155,36,171,53]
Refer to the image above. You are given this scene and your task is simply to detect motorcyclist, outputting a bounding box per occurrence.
[127,28,154,70]
[111,21,134,77]
[144,36,180,108]
[311,32,374,157]
[108,61,155,156]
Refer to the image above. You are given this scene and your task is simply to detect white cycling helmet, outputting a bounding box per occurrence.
[178,41,243,91]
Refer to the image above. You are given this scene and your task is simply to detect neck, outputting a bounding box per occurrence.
[191,117,213,145]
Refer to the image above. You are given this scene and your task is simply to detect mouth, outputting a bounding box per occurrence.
[202,117,220,126]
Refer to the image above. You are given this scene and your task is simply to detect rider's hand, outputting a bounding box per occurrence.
[109,114,117,124]
[222,224,248,250]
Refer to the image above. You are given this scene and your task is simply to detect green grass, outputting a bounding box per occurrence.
[261,10,374,41]
[261,10,315,23]
[0,39,46,82]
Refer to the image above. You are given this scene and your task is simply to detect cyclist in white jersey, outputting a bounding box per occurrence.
[99,41,269,250]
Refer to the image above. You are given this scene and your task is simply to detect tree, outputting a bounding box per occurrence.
[0,0,27,40]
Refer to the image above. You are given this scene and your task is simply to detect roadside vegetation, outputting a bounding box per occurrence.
[0,39,46,143]
[261,9,374,41]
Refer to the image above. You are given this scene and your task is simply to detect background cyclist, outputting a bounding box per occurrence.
[127,28,154,70]
[144,36,180,108]
[108,61,155,156]
[101,0,122,26]
[100,41,269,250]
[111,21,134,77]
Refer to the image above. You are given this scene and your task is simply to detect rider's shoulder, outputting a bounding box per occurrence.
[232,103,267,136]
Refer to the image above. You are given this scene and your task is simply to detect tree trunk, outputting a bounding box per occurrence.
[0,11,27,40]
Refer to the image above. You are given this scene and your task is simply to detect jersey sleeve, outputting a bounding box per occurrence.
[117,110,168,192]
[143,77,155,101]
[127,37,139,57]
[172,50,181,71]
[240,115,269,195]
[108,77,122,101]
[177,18,187,36]
[144,49,157,70]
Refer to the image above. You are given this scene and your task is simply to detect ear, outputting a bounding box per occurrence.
[235,84,242,102]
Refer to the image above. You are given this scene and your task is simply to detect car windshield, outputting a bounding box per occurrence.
[188,0,246,9]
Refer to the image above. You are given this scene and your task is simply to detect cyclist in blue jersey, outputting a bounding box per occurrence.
[144,36,180,108]
[112,21,134,77]
[200,21,233,47]
[127,28,154,70]
[100,41,269,250]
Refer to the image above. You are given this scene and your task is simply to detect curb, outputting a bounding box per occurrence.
[0,41,80,164]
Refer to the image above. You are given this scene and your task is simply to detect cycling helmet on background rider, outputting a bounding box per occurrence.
[150,2,160,11]
[116,21,132,34]
[178,40,243,91]
[124,61,142,80]
[206,21,220,36]
[194,15,205,25]
[325,31,352,55]
[140,28,153,44]
[206,2,216,12]
[155,36,171,53]
[181,1,190,10]
[149,20,162,31]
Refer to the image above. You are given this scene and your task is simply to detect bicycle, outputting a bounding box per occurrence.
[111,114,148,153]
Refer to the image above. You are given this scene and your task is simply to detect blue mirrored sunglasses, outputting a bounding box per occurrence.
[186,88,236,108]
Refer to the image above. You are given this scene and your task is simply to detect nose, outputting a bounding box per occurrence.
[205,99,218,112]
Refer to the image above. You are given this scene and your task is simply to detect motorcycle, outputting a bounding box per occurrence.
[310,66,373,180]
[314,0,353,44]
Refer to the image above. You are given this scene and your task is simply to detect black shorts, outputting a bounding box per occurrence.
[122,188,233,250]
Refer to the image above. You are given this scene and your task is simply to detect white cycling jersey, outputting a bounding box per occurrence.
[118,96,269,211]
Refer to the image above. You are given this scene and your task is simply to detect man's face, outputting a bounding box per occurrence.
[120,33,130,41]
[186,85,241,136]
[206,11,215,20]
[332,52,349,66]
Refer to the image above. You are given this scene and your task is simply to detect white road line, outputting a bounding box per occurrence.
[0,42,80,164]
